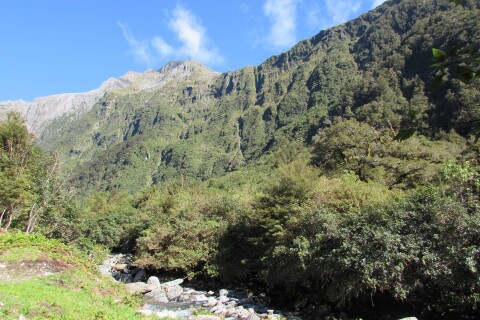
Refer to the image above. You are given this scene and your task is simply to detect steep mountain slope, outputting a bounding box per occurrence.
[0,62,215,137]
[0,73,138,136]
[3,0,480,195]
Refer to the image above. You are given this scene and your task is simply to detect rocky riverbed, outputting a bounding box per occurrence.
[100,254,296,320]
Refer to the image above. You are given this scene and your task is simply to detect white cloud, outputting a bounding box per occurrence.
[152,37,173,56]
[371,0,386,9]
[263,0,300,49]
[118,22,155,66]
[325,0,362,26]
[169,5,223,65]
[119,5,222,67]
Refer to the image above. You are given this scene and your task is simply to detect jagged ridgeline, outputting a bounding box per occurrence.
[3,0,480,194]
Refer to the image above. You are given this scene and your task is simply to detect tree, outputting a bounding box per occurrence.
[311,119,386,181]
[311,119,462,188]
[0,112,57,233]
[432,0,480,86]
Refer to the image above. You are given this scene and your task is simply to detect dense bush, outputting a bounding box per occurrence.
[311,118,464,188]
[247,186,479,317]
[209,159,480,318]
[133,183,248,277]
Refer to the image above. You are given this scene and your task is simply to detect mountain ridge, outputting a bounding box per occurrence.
[0,60,217,136]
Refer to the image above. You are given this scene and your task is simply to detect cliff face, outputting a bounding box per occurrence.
[1,0,479,195]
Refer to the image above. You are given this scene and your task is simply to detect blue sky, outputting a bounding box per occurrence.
[0,0,385,101]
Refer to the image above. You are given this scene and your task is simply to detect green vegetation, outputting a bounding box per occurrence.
[1,0,480,319]
[32,0,479,197]
[0,233,142,320]
[0,112,59,233]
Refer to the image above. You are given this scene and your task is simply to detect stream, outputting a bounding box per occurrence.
[99,253,302,320]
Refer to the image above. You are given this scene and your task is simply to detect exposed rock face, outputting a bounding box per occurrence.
[0,60,218,137]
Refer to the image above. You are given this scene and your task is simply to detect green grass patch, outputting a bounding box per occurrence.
[0,247,42,262]
[0,274,141,319]
[0,233,144,319]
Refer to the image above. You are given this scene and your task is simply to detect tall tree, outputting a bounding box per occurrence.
[0,112,57,233]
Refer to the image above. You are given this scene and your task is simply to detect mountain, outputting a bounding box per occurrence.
[2,0,480,195]
[0,61,218,136]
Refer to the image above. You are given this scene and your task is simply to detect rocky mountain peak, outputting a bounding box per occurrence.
[0,60,219,137]
[159,60,213,74]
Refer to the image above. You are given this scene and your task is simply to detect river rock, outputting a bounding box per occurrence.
[146,276,161,286]
[188,316,222,320]
[194,294,208,302]
[235,307,250,319]
[113,263,128,272]
[144,289,169,304]
[115,273,133,283]
[125,282,156,294]
[203,297,218,307]
[162,278,183,287]
[178,293,192,302]
[132,269,146,282]
[225,300,237,308]
[246,311,261,320]
[166,284,183,301]
[136,310,153,316]
[210,301,224,312]
[219,289,228,297]
[225,307,237,316]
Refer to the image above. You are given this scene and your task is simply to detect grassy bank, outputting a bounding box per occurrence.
[0,233,143,320]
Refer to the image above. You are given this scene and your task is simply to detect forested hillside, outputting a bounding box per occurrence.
[1,0,480,319]
[35,0,479,195]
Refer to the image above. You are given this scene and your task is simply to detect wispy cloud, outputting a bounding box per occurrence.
[152,37,173,57]
[325,0,362,26]
[118,22,155,66]
[169,6,223,65]
[263,0,300,49]
[306,3,324,31]
[371,0,386,9]
[119,5,222,67]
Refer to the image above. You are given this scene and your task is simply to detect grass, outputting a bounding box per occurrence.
[0,247,42,262]
[0,275,140,319]
[0,232,145,319]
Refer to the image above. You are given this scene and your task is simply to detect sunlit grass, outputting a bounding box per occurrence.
[0,233,144,319]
